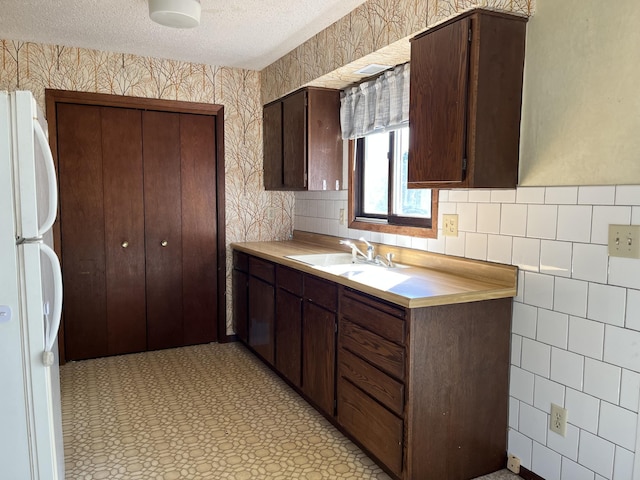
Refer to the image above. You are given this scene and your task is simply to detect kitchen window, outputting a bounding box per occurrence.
[354,126,434,228]
[342,63,437,238]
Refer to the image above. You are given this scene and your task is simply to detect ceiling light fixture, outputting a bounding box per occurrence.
[149,0,201,28]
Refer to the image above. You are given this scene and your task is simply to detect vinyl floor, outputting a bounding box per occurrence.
[60,342,519,480]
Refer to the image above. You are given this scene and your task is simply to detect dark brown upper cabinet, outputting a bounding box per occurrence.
[263,87,343,191]
[408,10,527,189]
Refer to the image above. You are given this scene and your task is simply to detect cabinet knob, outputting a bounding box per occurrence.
[161,240,168,247]
[121,241,129,248]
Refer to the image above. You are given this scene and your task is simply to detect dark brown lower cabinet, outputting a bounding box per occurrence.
[247,256,276,365]
[275,266,303,387]
[232,251,249,344]
[55,95,220,361]
[232,250,512,480]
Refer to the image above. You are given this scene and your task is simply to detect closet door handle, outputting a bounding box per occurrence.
[161,240,168,247]
[121,241,129,248]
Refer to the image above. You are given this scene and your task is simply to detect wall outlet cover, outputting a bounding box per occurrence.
[443,214,459,237]
[550,403,568,437]
[507,454,520,474]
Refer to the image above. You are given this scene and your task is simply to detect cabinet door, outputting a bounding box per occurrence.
[248,276,275,365]
[306,89,343,191]
[57,103,108,361]
[276,288,302,387]
[302,301,336,416]
[263,101,283,190]
[143,111,184,350]
[282,91,307,189]
[180,113,218,345]
[232,269,248,343]
[408,16,470,185]
[101,107,147,356]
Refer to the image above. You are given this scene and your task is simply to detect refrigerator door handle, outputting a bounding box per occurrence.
[40,243,63,366]
[33,119,58,237]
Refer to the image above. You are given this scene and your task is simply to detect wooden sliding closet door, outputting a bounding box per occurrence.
[58,105,146,360]
[101,107,146,355]
[180,114,218,345]
[143,111,184,350]
[57,104,108,360]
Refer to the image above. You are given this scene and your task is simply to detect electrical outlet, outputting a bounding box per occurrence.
[550,403,568,437]
[507,454,520,474]
[339,208,345,225]
[608,224,640,258]
[443,214,459,237]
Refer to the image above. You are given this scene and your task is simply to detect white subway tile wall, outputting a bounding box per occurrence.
[294,185,640,479]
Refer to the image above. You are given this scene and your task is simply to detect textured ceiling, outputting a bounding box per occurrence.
[0,0,367,71]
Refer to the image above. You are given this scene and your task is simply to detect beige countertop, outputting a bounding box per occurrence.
[231,232,517,309]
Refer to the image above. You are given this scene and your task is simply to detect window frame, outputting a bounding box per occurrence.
[348,134,438,239]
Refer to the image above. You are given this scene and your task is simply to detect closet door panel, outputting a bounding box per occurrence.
[101,107,146,355]
[57,103,108,360]
[180,114,218,344]
[143,111,184,350]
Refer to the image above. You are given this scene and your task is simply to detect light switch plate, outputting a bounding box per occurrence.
[608,225,640,258]
[443,214,459,237]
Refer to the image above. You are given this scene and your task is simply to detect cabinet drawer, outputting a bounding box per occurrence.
[249,256,275,283]
[233,250,249,272]
[339,349,404,416]
[277,265,303,296]
[337,377,403,477]
[340,320,405,380]
[304,275,337,312]
[341,291,405,344]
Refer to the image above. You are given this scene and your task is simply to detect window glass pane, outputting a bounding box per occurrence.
[392,127,431,218]
[362,131,389,215]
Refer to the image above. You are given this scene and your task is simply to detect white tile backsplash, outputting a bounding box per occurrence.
[532,441,562,480]
[591,206,632,245]
[545,187,578,205]
[587,283,627,327]
[583,358,621,404]
[522,338,551,377]
[520,403,548,445]
[517,187,546,204]
[477,203,501,234]
[540,240,572,277]
[578,430,615,478]
[603,325,640,373]
[295,185,640,480]
[501,203,528,236]
[598,402,638,451]
[533,376,565,412]
[578,186,616,205]
[561,457,596,480]
[512,237,541,272]
[524,272,555,309]
[548,423,580,462]
[626,288,640,332]
[551,347,584,391]
[568,316,605,360]
[554,277,588,317]
[537,308,569,349]
[527,204,558,239]
[612,446,635,480]
[615,185,640,205]
[571,243,608,283]
[557,205,592,243]
[566,388,600,434]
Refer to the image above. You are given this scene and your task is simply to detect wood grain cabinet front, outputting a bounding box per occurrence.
[263,87,343,191]
[408,9,527,189]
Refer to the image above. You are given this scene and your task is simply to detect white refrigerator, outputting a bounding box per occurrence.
[0,90,65,479]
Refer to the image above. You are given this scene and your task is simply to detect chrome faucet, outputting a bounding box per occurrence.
[339,239,368,262]
[339,237,376,262]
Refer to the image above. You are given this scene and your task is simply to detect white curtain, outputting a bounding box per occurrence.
[340,63,410,140]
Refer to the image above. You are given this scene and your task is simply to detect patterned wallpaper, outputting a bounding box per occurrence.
[261,0,535,103]
[0,40,295,334]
